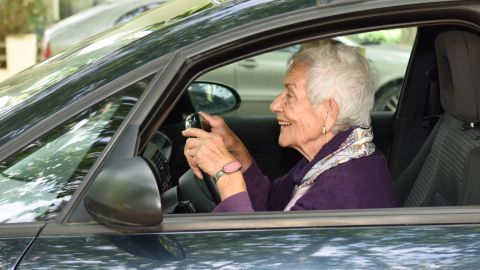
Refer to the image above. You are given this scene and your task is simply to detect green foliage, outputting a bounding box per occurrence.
[348,29,402,45]
[0,0,46,37]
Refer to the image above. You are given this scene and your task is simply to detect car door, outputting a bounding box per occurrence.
[16,213,480,269]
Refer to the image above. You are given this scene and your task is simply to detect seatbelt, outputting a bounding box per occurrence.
[422,65,442,132]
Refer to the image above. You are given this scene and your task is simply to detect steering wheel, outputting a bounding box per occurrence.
[184,113,221,205]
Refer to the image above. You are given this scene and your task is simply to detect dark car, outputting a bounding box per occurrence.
[1,0,480,268]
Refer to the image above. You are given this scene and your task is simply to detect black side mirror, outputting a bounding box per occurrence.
[188,81,241,114]
[84,157,163,229]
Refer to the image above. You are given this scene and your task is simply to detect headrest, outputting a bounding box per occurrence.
[435,31,480,123]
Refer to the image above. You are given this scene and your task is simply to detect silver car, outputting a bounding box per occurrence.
[41,0,164,59]
[200,34,412,114]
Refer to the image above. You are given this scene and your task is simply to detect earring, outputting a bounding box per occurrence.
[322,126,327,134]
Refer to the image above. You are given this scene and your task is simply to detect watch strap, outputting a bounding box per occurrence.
[214,161,242,182]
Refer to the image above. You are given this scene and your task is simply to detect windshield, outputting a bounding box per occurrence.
[0,76,149,223]
[0,102,117,222]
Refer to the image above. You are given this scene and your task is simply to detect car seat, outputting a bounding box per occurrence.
[397,30,480,206]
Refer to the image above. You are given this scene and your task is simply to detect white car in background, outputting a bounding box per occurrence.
[200,34,412,114]
[41,0,164,59]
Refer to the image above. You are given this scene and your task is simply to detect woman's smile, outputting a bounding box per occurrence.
[278,120,292,127]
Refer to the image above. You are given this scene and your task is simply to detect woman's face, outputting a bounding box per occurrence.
[270,61,327,154]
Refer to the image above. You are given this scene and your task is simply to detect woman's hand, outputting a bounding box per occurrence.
[182,127,247,201]
[182,128,236,179]
[198,112,253,171]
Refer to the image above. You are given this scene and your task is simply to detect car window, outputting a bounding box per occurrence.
[0,77,150,223]
[198,27,416,116]
[155,27,419,215]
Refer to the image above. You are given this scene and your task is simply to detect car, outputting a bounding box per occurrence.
[200,35,412,114]
[1,0,480,268]
[41,0,165,59]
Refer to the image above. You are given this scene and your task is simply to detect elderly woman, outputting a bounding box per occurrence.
[182,44,398,212]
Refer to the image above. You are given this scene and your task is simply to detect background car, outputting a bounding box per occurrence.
[41,0,165,59]
[200,35,413,115]
[1,0,480,269]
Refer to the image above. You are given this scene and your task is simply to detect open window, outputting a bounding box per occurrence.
[139,23,480,217]
[198,27,416,117]
[147,27,419,214]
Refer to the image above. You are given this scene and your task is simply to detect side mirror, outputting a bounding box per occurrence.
[84,157,162,229]
[188,81,241,114]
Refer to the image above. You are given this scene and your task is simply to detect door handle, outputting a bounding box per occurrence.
[238,58,257,69]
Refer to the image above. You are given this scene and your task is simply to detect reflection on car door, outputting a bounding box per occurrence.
[0,223,44,269]
[16,223,480,268]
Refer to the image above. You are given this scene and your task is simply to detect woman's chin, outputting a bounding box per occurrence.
[278,136,291,148]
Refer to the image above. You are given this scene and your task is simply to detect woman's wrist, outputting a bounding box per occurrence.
[231,144,253,173]
[216,171,246,201]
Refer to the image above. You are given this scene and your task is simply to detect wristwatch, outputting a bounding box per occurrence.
[214,161,242,182]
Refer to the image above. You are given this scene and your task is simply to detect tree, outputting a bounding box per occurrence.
[0,0,46,37]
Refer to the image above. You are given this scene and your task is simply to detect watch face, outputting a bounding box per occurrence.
[224,161,242,173]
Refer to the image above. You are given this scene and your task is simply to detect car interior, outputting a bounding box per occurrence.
[136,24,480,214]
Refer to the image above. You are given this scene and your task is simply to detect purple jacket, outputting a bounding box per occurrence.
[214,129,399,212]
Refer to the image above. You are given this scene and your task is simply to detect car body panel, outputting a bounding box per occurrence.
[0,238,31,270]
[0,223,44,269]
[18,224,480,269]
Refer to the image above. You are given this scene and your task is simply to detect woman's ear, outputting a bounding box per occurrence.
[324,99,339,132]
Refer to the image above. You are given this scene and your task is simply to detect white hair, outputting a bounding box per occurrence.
[290,43,375,132]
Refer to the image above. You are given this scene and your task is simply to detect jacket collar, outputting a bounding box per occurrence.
[291,128,354,184]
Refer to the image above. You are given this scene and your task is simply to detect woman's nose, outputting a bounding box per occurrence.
[270,94,282,113]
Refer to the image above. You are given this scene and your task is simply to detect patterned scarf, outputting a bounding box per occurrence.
[284,127,376,211]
